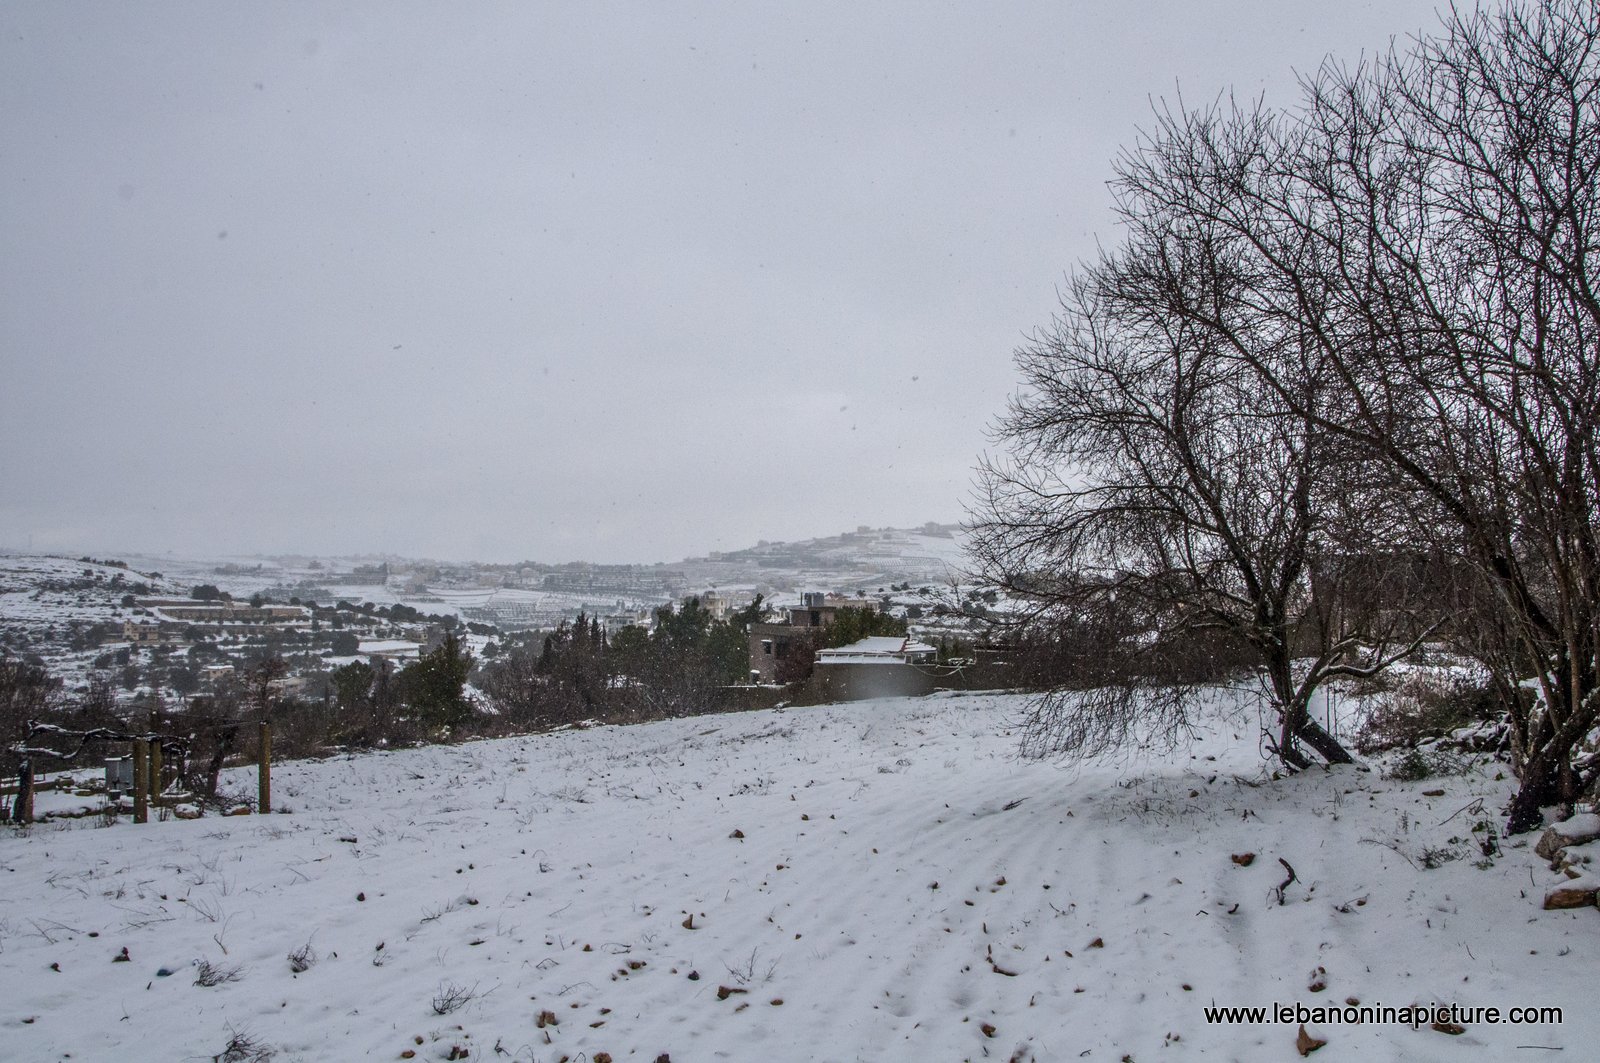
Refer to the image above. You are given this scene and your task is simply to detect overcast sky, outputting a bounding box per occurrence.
[1,1,1444,564]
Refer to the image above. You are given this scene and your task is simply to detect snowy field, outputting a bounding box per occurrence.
[1,691,1592,1062]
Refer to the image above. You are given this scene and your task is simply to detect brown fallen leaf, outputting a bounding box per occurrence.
[1295,1024,1327,1056]
[1087,937,1104,949]
[716,985,749,1000]
[1432,1021,1465,1035]
[980,1022,996,1038]
[1231,853,1256,867]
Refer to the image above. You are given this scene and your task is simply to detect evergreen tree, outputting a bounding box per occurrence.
[397,634,473,730]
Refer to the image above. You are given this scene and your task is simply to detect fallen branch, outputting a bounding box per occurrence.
[1275,858,1297,906]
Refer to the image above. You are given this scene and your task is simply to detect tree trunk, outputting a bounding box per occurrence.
[1274,711,1354,768]
[203,724,237,800]
[1506,753,1565,835]
[1295,717,1354,765]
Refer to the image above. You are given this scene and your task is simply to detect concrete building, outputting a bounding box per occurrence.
[813,636,939,701]
[747,592,881,683]
[122,618,164,644]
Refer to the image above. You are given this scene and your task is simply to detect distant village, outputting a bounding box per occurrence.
[0,523,997,717]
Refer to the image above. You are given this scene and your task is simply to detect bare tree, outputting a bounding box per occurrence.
[1089,0,1600,831]
[972,228,1424,769]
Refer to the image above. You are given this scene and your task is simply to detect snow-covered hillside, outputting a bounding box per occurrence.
[1,692,1590,1061]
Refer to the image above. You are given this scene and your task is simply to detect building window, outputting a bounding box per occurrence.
[762,640,773,656]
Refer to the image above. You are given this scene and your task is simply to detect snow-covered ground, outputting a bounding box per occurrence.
[1,691,1591,1061]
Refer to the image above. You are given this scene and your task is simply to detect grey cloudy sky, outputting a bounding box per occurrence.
[2,1,1442,564]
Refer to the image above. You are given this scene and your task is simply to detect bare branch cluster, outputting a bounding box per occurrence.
[973,0,1600,829]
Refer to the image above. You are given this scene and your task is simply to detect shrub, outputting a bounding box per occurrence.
[1356,670,1496,755]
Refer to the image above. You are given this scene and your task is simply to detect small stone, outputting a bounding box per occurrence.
[1295,1024,1327,1056]
[1543,884,1598,909]
[1537,814,1600,859]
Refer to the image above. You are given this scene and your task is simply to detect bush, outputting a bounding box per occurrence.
[1386,746,1471,781]
[1356,670,1497,755]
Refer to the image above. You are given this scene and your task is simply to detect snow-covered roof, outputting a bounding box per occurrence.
[815,636,937,665]
[360,639,422,657]
[840,636,931,654]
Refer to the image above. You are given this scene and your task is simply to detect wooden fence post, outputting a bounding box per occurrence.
[258,723,272,814]
[132,740,148,824]
[149,741,163,805]
[13,759,33,824]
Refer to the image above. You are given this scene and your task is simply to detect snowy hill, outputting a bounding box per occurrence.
[1,691,1590,1061]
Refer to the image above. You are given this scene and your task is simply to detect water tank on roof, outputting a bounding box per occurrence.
[803,592,825,608]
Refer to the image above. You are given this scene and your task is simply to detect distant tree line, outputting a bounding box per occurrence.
[476,596,770,729]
